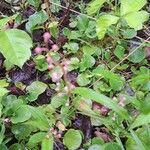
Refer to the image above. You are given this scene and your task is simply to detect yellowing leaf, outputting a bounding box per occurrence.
[120,0,147,16]
[124,11,149,30]
[86,0,106,15]
[96,15,119,39]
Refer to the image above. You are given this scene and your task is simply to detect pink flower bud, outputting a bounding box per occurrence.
[34,47,42,54]
[52,44,59,51]
[64,86,69,93]
[43,32,51,43]
[46,55,53,64]
[48,64,54,70]
[51,72,62,82]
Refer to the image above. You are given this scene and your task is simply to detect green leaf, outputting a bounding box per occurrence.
[27,0,40,9]
[0,29,32,68]
[26,81,47,102]
[48,21,59,39]
[77,73,91,86]
[63,42,79,53]
[0,88,8,97]
[80,54,95,71]
[0,14,18,29]
[128,47,146,63]
[96,15,119,39]
[126,127,150,150]
[28,106,49,130]
[0,144,8,150]
[63,129,82,150]
[104,142,122,150]
[73,88,129,119]
[77,15,89,31]
[11,105,31,124]
[120,0,147,16]
[88,144,103,150]
[122,29,137,39]
[114,45,125,60]
[41,136,53,150]
[27,132,46,148]
[124,11,149,30]
[129,130,146,150]
[26,11,48,33]
[51,94,68,109]
[86,0,106,15]
[93,67,124,91]
[12,124,31,140]
[9,143,24,150]
[130,112,150,129]
[0,80,9,88]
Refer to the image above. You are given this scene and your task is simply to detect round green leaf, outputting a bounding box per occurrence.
[0,29,32,68]
[11,105,31,124]
[63,129,82,150]
[128,48,145,63]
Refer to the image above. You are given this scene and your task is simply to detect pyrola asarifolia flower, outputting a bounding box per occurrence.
[52,44,59,51]
[34,47,42,54]
[43,32,51,43]
[51,72,62,82]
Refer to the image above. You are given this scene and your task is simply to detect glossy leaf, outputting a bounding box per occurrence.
[0,29,32,68]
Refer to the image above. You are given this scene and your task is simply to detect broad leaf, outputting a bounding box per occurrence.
[93,67,124,91]
[0,88,8,97]
[130,112,150,129]
[28,106,49,130]
[86,0,106,15]
[41,135,53,150]
[63,129,82,150]
[73,88,129,118]
[26,81,47,102]
[120,0,147,16]
[27,132,46,148]
[0,29,32,68]
[11,105,31,124]
[26,11,48,33]
[96,15,119,39]
[124,11,149,30]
